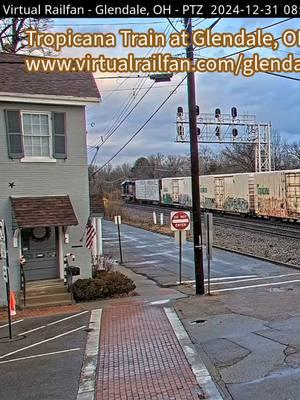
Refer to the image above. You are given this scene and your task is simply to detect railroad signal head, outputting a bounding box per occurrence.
[232,128,238,137]
[177,106,183,117]
[197,127,201,136]
[231,107,238,119]
[177,124,185,137]
[215,126,220,136]
[215,108,221,119]
[196,105,200,116]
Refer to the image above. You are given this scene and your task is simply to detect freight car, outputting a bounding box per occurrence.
[254,169,300,220]
[121,169,300,221]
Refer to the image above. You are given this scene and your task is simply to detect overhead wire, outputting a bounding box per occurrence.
[88,20,179,153]
[90,75,187,176]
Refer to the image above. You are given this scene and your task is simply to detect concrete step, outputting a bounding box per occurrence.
[27,279,64,288]
[26,285,67,296]
[25,292,73,307]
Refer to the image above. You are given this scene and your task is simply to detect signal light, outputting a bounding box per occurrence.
[177,106,183,117]
[215,126,220,136]
[215,108,221,118]
[196,105,200,116]
[231,107,237,118]
[177,124,185,136]
[232,128,238,137]
[197,127,200,135]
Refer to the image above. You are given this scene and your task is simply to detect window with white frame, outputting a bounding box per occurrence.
[22,112,51,158]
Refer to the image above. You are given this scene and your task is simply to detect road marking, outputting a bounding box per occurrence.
[208,272,300,286]
[17,311,89,336]
[0,325,86,360]
[211,279,300,293]
[0,348,81,364]
[144,251,172,257]
[178,275,259,284]
[0,319,24,329]
[77,309,102,400]
[131,260,158,265]
[164,307,223,400]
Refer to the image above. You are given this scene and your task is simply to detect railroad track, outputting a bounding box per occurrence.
[123,202,300,240]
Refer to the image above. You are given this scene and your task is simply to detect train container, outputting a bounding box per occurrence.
[161,177,192,207]
[254,170,300,219]
[201,173,254,213]
[135,179,161,202]
[200,175,215,209]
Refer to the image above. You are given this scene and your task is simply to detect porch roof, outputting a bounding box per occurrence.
[10,195,78,228]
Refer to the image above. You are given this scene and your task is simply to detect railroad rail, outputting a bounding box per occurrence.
[122,202,300,240]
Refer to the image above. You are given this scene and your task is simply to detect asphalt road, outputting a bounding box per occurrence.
[103,220,300,292]
[0,311,90,400]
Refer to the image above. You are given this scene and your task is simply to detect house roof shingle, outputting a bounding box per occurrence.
[10,195,78,228]
[0,53,100,100]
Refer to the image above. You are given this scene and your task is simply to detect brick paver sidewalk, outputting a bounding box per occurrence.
[96,302,203,400]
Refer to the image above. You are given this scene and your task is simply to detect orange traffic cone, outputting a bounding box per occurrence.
[10,291,16,316]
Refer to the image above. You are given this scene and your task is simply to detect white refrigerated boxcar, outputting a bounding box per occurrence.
[161,177,192,207]
[135,179,161,202]
[254,169,300,219]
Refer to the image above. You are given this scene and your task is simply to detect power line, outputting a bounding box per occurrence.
[88,21,176,151]
[166,18,181,34]
[97,81,156,149]
[91,75,186,176]
[100,84,180,92]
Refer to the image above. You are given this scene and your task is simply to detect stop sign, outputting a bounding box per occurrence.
[170,211,191,231]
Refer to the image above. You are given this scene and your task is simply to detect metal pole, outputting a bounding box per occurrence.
[117,220,123,264]
[96,217,103,257]
[4,224,12,339]
[207,218,211,296]
[179,231,182,285]
[184,17,205,295]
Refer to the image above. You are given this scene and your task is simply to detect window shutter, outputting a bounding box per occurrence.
[52,112,67,159]
[4,110,24,159]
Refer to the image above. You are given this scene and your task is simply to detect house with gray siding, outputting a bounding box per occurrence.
[0,53,100,306]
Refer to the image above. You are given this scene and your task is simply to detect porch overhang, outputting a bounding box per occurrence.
[10,195,78,229]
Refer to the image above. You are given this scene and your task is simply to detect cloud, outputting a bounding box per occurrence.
[48,18,300,165]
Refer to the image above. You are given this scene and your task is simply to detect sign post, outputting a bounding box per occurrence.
[204,213,213,295]
[0,220,12,339]
[171,211,191,285]
[114,215,123,264]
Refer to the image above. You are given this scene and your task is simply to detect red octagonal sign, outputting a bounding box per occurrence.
[170,211,191,231]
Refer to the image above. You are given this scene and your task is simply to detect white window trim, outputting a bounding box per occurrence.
[20,110,55,162]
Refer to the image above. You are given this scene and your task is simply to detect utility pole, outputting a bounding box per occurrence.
[184,17,205,295]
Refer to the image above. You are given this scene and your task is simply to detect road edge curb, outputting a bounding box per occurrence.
[164,306,223,400]
[76,309,102,400]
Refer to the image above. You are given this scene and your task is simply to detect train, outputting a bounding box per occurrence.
[121,169,300,220]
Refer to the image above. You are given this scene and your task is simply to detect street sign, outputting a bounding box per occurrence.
[170,211,191,231]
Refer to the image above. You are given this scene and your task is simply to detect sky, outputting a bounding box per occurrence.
[49,17,300,167]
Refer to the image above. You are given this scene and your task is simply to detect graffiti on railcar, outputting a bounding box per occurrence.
[224,197,249,213]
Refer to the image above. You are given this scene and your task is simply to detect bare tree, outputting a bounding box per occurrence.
[0,18,54,55]
[221,144,256,173]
